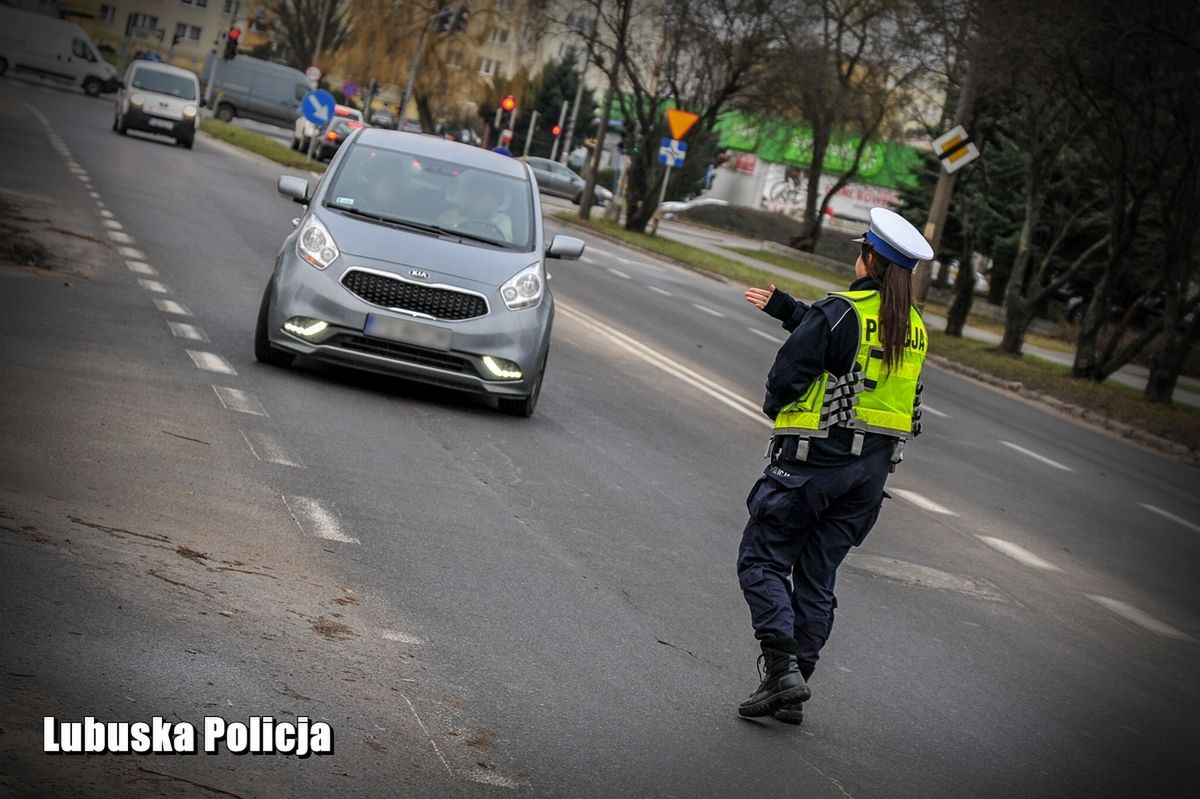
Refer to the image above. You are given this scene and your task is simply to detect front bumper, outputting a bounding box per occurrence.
[123,106,195,138]
[266,249,552,398]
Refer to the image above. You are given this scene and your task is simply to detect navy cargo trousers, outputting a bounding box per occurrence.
[736,445,891,671]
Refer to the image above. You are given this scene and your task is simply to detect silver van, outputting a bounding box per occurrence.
[0,6,119,96]
[114,61,201,149]
[204,54,309,128]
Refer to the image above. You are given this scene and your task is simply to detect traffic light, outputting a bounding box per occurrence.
[551,124,562,137]
[450,5,469,32]
[223,27,240,60]
[500,95,516,113]
[434,9,453,32]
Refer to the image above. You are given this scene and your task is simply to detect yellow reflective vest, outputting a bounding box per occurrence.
[773,290,927,441]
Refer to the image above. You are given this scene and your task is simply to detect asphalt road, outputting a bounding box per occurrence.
[2,78,1199,798]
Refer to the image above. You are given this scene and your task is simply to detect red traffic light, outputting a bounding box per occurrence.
[500,95,516,112]
[551,124,562,137]
[227,27,241,41]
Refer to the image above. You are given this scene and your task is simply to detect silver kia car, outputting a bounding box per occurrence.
[255,129,585,417]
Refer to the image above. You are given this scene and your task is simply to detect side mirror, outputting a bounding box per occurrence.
[546,234,585,261]
[277,175,310,205]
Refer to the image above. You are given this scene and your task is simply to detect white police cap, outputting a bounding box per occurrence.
[852,207,934,270]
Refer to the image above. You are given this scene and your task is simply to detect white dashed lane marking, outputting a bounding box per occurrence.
[647,285,673,297]
[186,350,236,375]
[976,535,1062,572]
[137,279,170,293]
[890,488,957,516]
[102,219,122,230]
[126,261,157,275]
[168,321,208,341]
[381,630,424,645]
[1140,503,1200,534]
[1000,440,1073,472]
[608,267,632,279]
[692,303,725,318]
[1086,595,1194,641]
[240,430,305,468]
[153,298,191,316]
[746,326,780,343]
[212,385,267,416]
[282,495,359,544]
[99,209,113,219]
[107,230,133,244]
[922,405,950,418]
[118,246,146,260]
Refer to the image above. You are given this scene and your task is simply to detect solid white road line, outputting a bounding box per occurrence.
[153,298,191,316]
[186,350,237,375]
[746,326,780,343]
[212,385,267,416]
[890,488,958,516]
[1086,595,1194,641]
[381,630,424,645]
[1000,440,1073,472]
[239,430,305,468]
[117,246,146,260]
[608,267,632,279]
[1140,503,1200,534]
[107,230,133,244]
[559,303,770,428]
[168,321,208,341]
[692,303,726,318]
[647,285,673,297]
[976,535,1062,572]
[126,260,157,275]
[281,495,359,544]
[400,694,454,776]
[922,405,950,418]
[137,279,169,293]
[587,245,614,258]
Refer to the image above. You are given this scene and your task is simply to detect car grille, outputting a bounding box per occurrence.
[329,334,475,374]
[341,269,488,321]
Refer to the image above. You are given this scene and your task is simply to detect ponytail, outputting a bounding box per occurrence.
[862,244,913,371]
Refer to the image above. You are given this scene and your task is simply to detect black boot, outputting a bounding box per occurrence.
[774,662,815,724]
[738,643,811,718]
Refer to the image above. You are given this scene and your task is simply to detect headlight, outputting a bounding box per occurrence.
[296,216,339,269]
[481,355,523,380]
[500,263,543,310]
[183,105,197,118]
[130,93,145,106]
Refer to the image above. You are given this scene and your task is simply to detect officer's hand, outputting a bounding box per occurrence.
[745,285,775,310]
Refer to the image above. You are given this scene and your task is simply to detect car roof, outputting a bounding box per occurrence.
[352,129,529,180]
[129,61,198,81]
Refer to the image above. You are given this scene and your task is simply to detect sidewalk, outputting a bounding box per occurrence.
[653,220,1200,409]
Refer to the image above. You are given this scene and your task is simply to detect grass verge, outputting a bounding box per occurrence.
[725,246,850,287]
[556,213,828,301]
[200,119,326,173]
[930,331,1198,450]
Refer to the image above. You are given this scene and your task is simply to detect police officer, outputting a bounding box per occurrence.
[735,207,933,723]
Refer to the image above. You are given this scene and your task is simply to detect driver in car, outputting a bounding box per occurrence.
[437,173,513,242]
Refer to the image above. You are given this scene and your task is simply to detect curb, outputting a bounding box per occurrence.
[926,354,1200,466]
[550,213,731,284]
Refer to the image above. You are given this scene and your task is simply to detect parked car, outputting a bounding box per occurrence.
[113,60,200,149]
[369,111,395,129]
[522,156,612,206]
[256,129,586,417]
[315,116,364,160]
[400,118,423,134]
[203,54,308,128]
[0,5,119,96]
[293,103,363,151]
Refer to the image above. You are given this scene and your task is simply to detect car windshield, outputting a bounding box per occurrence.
[131,69,196,100]
[326,145,534,251]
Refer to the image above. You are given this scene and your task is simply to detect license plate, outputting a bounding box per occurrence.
[364,314,452,351]
[147,118,174,130]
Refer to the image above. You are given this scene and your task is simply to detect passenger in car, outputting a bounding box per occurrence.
[437,173,514,242]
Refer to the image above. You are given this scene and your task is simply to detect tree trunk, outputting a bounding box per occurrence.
[998,302,1033,355]
[788,119,830,251]
[945,220,976,337]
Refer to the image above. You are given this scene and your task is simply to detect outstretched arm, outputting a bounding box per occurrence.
[744,285,810,332]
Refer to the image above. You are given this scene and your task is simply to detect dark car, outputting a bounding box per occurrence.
[318,117,364,160]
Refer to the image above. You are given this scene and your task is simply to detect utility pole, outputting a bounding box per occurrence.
[522,109,539,157]
[399,18,433,127]
[560,61,586,164]
[204,0,239,111]
[915,61,977,306]
[549,99,569,161]
[311,0,331,67]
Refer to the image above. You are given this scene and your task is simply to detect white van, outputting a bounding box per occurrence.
[0,6,119,96]
[114,61,201,149]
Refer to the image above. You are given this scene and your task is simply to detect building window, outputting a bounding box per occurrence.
[100,5,116,23]
[558,42,576,59]
[126,13,159,34]
[489,27,509,45]
[175,22,203,42]
[478,58,497,76]
[223,0,234,12]
[251,8,267,32]
[494,0,509,10]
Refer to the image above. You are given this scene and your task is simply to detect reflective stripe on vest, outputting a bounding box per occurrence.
[773,290,927,441]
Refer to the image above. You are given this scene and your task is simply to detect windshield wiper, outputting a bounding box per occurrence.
[424,224,523,250]
[330,206,443,236]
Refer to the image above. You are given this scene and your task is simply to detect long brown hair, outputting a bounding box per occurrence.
[861,243,913,371]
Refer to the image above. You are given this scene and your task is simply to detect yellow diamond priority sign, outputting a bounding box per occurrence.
[666,109,700,140]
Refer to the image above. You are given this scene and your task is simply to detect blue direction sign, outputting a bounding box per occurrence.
[301,89,336,126]
[658,137,687,168]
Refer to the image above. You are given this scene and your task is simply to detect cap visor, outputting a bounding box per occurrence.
[851,235,866,243]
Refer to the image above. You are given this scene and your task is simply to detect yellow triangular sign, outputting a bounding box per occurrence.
[666,109,699,140]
